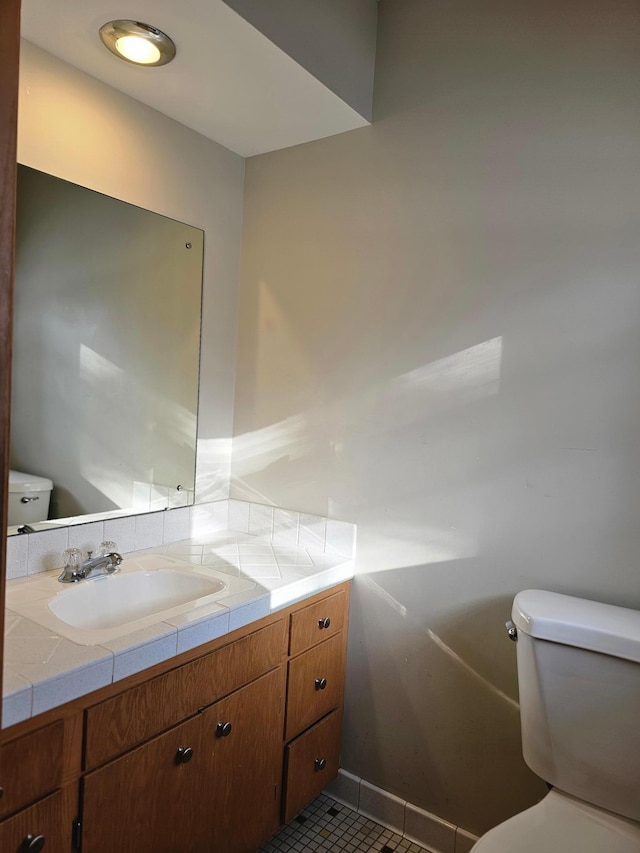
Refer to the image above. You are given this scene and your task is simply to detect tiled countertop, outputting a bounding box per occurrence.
[3,530,354,729]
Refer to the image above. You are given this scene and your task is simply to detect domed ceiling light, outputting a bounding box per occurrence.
[99,20,176,67]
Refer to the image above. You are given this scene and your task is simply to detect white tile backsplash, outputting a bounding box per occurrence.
[6,534,28,579]
[299,513,327,551]
[67,521,105,556]
[163,507,191,544]
[27,527,69,575]
[190,501,228,539]
[272,508,299,546]
[228,499,250,533]
[8,498,355,578]
[134,512,165,551]
[103,516,136,555]
[248,503,274,537]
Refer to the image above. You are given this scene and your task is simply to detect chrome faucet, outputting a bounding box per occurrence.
[58,551,123,583]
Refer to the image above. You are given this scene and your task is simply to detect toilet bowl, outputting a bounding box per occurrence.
[472,589,640,853]
[472,790,640,853]
[8,469,53,526]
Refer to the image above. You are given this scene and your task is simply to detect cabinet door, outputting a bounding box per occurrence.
[200,668,285,853]
[82,715,204,853]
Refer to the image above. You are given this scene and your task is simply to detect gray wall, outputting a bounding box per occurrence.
[222,0,377,121]
[18,41,245,505]
[232,0,640,836]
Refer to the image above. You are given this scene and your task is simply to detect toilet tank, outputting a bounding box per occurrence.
[512,590,640,823]
[8,470,53,526]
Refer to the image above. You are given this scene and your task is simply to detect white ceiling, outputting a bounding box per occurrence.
[21,0,369,157]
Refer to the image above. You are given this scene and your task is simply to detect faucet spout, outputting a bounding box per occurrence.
[58,551,123,583]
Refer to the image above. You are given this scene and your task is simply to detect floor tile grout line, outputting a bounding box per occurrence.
[259,794,431,853]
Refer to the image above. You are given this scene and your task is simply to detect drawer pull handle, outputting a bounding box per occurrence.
[21,836,46,853]
[216,721,233,738]
[175,746,194,764]
[318,616,331,629]
[314,758,327,771]
[315,677,327,691]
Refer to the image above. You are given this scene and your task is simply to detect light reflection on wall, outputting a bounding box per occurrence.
[77,344,197,512]
[232,335,503,569]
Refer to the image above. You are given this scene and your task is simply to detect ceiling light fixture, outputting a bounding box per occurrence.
[99,20,176,67]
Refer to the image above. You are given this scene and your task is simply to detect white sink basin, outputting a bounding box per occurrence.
[49,569,227,630]
[6,554,256,644]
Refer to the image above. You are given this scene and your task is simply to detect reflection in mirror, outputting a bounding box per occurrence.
[9,165,204,532]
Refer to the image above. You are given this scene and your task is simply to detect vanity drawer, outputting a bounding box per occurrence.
[283,709,342,823]
[289,590,347,656]
[0,720,64,818]
[285,634,345,741]
[0,788,73,853]
[85,619,286,768]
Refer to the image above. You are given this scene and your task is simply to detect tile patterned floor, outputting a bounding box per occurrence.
[260,794,431,853]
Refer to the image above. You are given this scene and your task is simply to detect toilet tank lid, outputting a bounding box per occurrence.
[513,589,640,664]
[9,470,53,493]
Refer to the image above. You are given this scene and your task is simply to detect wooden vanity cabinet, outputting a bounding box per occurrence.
[0,786,76,853]
[0,581,350,852]
[282,587,349,820]
[199,667,285,853]
[82,713,206,853]
[82,668,285,853]
[0,720,65,820]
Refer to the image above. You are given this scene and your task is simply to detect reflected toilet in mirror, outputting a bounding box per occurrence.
[8,469,53,527]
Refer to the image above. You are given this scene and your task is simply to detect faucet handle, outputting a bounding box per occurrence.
[99,540,118,556]
[63,548,82,571]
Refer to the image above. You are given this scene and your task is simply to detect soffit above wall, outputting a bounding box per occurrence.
[20,0,370,157]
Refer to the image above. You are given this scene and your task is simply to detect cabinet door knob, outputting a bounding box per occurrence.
[318,616,331,629]
[175,746,194,764]
[314,758,327,771]
[21,836,46,853]
[315,677,327,691]
[216,721,233,738]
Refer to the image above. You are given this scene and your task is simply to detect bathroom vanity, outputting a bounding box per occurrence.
[0,578,350,852]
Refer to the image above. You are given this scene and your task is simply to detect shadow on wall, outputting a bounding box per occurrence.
[341,563,547,837]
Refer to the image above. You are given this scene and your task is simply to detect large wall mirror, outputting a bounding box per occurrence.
[9,165,204,532]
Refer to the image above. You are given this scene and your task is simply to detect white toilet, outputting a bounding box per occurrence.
[472,589,640,853]
[8,469,53,527]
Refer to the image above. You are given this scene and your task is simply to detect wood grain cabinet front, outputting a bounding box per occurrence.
[0,786,75,853]
[283,708,343,823]
[85,619,286,768]
[82,668,285,853]
[82,714,205,853]
[0,721,64,819]
[289,590,347,656]
[199,667,285,853]
[285,633,346,741]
